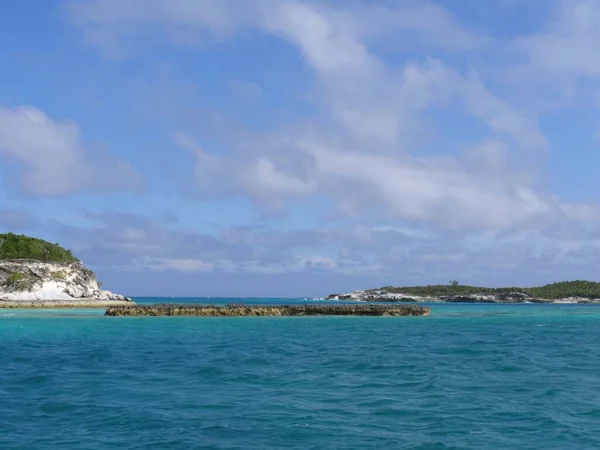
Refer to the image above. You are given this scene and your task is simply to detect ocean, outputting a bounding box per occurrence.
[1,298,599,449]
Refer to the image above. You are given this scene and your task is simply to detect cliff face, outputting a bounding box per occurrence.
[0,260,130,303]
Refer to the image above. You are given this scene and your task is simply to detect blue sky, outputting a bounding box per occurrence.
[1,0,600,297]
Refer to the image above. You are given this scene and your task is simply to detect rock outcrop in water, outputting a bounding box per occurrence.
[0,260,132,307]
[105,303,431,317]
[0,232,132,308]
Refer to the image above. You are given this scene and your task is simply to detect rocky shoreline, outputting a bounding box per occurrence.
[326,290,600,304]
[0,260,132,308]
[105,303,431,317]
[0,300,136,309]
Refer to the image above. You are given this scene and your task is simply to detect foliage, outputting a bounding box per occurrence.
[374,280,600,299]
[528,281,600,300]
[6,271,24,285]
[450,280,459,287]
[0,233,78,263]
[3,271,34,291]
[51,271,67,280]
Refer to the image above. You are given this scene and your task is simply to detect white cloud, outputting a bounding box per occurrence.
[68,0,600,232]
[462,75,548,151]
[0,106,142,196]
[66,0,261,58]
[354,1,490,51]
[67,0,487,55]
[514,0,600,83]
[192,135,588,230]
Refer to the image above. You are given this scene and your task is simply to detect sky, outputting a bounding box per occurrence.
[1,0,600,297]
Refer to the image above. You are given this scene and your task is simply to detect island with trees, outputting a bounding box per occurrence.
[0,233,132,308]
[327,280,600,303]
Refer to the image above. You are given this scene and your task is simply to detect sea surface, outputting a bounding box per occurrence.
[1,298,600,449]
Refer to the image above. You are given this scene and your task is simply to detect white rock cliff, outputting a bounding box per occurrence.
[0,260,131,305]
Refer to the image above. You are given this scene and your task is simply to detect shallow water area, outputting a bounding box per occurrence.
[1,298,600,449]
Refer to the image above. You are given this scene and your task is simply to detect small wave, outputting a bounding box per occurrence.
[3,303,599,449]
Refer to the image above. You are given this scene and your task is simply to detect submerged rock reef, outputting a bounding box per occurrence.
[105,303,431,317]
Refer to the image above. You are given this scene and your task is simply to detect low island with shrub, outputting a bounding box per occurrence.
[327,280,600,303]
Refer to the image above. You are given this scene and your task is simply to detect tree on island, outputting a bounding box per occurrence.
[374,280,600,300]
[0,233,78,263]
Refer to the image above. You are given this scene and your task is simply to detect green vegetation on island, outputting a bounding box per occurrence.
[375,280,600,300]
[0,233,78,263]
[2,271,35,292]
[0,233,130,306]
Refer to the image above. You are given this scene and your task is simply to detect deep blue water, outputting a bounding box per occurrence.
[1,298,600,449]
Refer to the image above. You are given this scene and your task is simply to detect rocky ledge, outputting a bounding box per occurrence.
[105,303,431,317]
[0,260,132,308]
[0,300,135,309]
[327,290,600,304]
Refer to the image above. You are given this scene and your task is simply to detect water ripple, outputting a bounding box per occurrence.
[1,302,600,448]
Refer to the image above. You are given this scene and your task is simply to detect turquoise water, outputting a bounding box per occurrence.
[1,299,600,449]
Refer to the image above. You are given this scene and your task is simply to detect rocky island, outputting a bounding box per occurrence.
[105,303,430,317]
[327,281,600,304]
[0,233,133,308]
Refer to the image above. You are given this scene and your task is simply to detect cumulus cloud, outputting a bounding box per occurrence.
[66,0,487,55]
[65,0,600,254]
[66,0,261,58]
[0,106,143,195]
[509,0,600,111]
[515,0,600,80]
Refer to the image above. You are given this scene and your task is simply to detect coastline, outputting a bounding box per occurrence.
[0,258,131,307]
[326,295,600,304]
[0,299,136,309]
[326,285,600,304]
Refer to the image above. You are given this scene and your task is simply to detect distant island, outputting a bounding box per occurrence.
[0,233,132,308]
[327,281,600,304]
